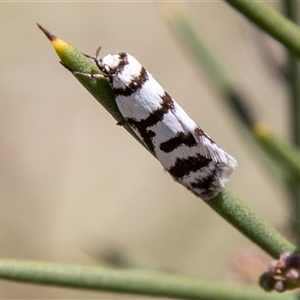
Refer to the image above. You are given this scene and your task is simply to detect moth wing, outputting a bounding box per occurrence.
[172,101,237,181]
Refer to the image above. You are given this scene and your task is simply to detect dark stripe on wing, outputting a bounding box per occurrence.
[193,127,216,145]
[160,132,197,153]
[190,174,216,191]
[114,67,148,97]
[189,174,219,199]
[126,92,175,153]
[168,154,211,179]
[116,53,129,72]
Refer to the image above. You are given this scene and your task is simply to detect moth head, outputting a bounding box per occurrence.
[94,50,143,89]
[94,47,126,78]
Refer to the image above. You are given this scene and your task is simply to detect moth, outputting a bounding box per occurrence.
[71,48,237,200]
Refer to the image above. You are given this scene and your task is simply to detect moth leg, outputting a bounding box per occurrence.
[82,47,101,62]
[117,118,127,126]
[60,61,104,80]
[82,53,95,60]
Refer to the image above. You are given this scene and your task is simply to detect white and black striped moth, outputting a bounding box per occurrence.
[73,48,237,200]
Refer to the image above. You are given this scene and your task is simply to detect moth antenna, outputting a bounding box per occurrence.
[95,46,102,61]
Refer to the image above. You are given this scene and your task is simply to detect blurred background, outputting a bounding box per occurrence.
[0,2,292,299]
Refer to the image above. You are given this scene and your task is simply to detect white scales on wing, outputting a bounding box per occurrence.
[74,49,237,200]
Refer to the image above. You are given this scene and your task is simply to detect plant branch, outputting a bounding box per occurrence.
[0,258,296,299]
[209,190,296,258]
[282,0,300,250]
[224,0,300,57]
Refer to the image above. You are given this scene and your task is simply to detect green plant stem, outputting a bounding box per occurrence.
[284,0,300,146]
[283,0,300,251]
[209,190,296,258]
[224,0,300,57]
[0,258,296,299]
